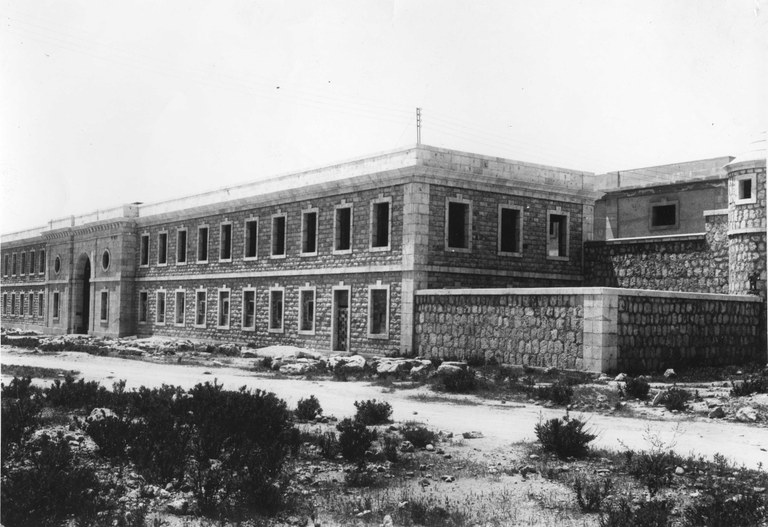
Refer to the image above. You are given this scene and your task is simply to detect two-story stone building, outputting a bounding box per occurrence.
[1,145,596,356]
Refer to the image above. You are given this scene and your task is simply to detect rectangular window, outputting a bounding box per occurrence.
[20,294,25,315]
[217,290,230,328]
[12,253,17,275]
[736,175,757,204]
[175,290,185,325]
[740,178,752,200]
[139,291,148,323]
[157,232,168,265]
[220,223,232,261]
[446,199,471,250]
[11,294,16,315]
[156,291,166,324]
[269,288,284,332]
[28,293,34,317]
[370,199,390,249]
[650,203,677,229]
[242,289,256,330]
[39,250,45,274]
[38,292,44,316]
[299,288,316,334]
[301,209,318,255]
[195,290,207,327]
[4,254,9,276]
[499,206,523,255]
[140,235,149,266]
[100,291,108,322]
[334,205,352,252]
[271,214,286,257]
[20,253,26,275]
[29,252,35,275]
[547,212,569,258]
[52,292,59,319]
[2,294,6,314]
[197,226,209,262]
[176,229,187,264]
[368,286,390,337]
[244,219,258,259]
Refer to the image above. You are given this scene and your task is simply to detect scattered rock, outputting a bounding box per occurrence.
[356,510,372,518]
[529,454,540,460]
[652,391,666,406]
[615,373,628,382]
[86,407,117,423]
[436,362,465,375]
[425,444,435,452]
[400,441,415,453]
[419,478,431,487]
[462,431,484,439]
[441,475,455,483]
[708,407,726,419]
[382,514,394,527]
[663,369,677,379]
[675,466,685,476]
[736,406,758,422]
[165,498,191,515]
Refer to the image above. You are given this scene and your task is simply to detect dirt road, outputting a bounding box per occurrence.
[3,350,767,469]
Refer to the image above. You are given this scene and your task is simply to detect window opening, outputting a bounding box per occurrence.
[371,201,390,248]
[218,290,230,327]
[220,224,232,260]
[100,291,108,322]
[140,235,149,266]
[175,291,185,325]
[156,291,166,323]
[334,206,352,251]
[301,211,318,254]
[547,213,568,257]
[299,289,315,332]
[158,233,168,265]
[272,215,286,256]
[177,230,187,263]
[269,289,284,331]
[53,292,59,319]
[245,220,258,258]
[242,290,256,330]
[499,207,522,254]
[369,288,389,336]
[198,226,209,262]
[447,201,470,249]
[195,291,207,326]
[651,204,677,228]
[139,292,148,323]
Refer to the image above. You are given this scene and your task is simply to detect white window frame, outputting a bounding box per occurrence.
[735,173,757,205]
[241,287,257,331]
[333,203,354,255]
[268,286,285,333]
[300,207,319,257]
[12,253,17,276]
[99,289,109,323]
[271,213,287,258]
[498,204,524,257]
[331,285,351,352]
[197,225,210,264]
[219,221,233,262]
[369,196,392,252]
[217,287,231,329]
[176,228,188,265]
[139,233,150,267]
[28,251,35,275]
[155,290,167,325]
[298,286,316,335]
[157,231,169,266]
[649,200,679,231]
[138,290,148,324]
[39,249,46,275]
[444,196,472,252]
[243,217,259,261]
[367,283,390,339]
[194,288,207,328]
[174,289,186,327]
[28,292,34,318]
[546,209,570,260]
[20,252,25,276]
[38,291,44,317]
[19,292,25,315]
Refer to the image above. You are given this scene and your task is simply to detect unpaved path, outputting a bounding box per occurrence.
[3,350,767,469]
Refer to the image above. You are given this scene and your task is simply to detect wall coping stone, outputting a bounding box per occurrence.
[703,208,729,217]
[416,286,762,303]
[585,233,706,246]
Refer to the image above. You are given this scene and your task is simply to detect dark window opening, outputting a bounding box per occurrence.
[100,291,108,322]
[177,230,187,263]
[156,292,166,323]
[158,233,168,264]
[651,204,677,227]
[175,291,185,324]
[218,290,230,327]
[300,290,315,331]
[369,289,388,335]
[38,293,44,316]
[243,290,255,329]
[302,212,318,254]
[220,224,232,260]
[739,179,753,200]
[272,216,286,256]
[548,213,568,257]
[198,227,209,262]
[140,235,149,266]
[39,250,45,273]
[500,208,521,253]
[270,290,284,330]
[29,252,35,274]
[52,293,59,319]
[21,253,25,275]
[335,207,352,251]
[139,292,148,323]
[196,291,207,326]
[371,202,390,248]
[447,201,469,249]
[245,220,258,258]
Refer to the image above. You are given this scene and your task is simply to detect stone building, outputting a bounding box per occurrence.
[2,142,765,371]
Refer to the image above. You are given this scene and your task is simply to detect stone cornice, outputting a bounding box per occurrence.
[42,219,137,241]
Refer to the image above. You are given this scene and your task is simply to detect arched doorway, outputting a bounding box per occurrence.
[73,254,91,334]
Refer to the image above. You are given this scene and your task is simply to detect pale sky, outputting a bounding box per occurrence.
[1,0,766,234]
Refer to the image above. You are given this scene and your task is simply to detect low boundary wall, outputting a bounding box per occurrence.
[414,287,764,373]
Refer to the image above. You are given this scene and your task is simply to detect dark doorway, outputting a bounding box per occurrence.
[77,258,91,334]
[332,288,350,352]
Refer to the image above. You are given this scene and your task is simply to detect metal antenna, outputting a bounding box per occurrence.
[416,107,422,145]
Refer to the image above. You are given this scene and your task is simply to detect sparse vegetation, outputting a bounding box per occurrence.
[437,367,478,393]
[295,395,323,421]
[336,418,377,463]
[573,476,612,512]
[622,376,650,400]
[535,415,596,458]
[401,421,438,448]
[599,498,672,527]
[655,386,692,411]
[731,373,768,397]
[354,399,392,425]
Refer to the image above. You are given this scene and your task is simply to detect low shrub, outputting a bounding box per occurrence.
[39,341,108,355]
[45,375,111,409]
[295,395,323,421]
[400,499,468,527]
[659,387,691,411]
[1,377,44,457]
[682,486,766,527]
[599,498,672,527]
[623,449,678,497]
[730,374,768,397]
[401,422,438,449]
[573,476,613,513]
[86,415,133,459]
[534,380,574,405]
[534,415,596,458]
[316,431,340,459]
[354,399,392,425]
[381,433,400,462]
[623,377,650,400]
[439,368,477,393]
[337,418,377,463]
[1,431,103,527]
[344,466,377,488]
